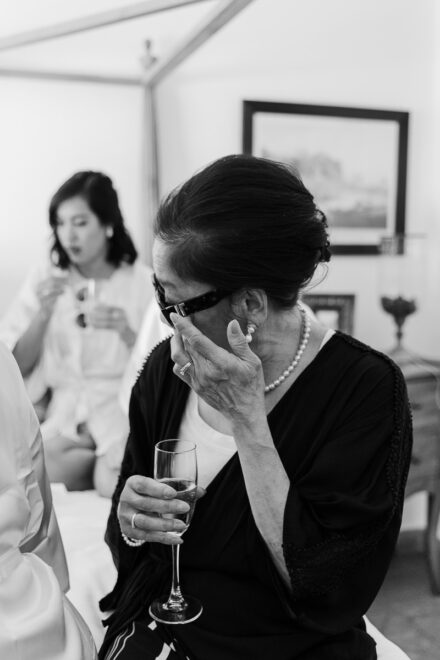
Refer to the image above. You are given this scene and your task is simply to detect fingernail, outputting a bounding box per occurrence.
[169,312,178,326]
[174,520,187,531]
[230,319,241,334]
[176,502,190,513]
[163,486,176,498]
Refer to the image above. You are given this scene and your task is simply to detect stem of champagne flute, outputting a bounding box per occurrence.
[166,544,187,610]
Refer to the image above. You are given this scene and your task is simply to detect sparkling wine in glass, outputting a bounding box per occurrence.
[149,439,202,625]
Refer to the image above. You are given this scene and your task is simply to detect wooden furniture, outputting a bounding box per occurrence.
[397,355,440,594]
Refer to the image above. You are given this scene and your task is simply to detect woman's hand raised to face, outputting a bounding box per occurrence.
[170,313,265,423]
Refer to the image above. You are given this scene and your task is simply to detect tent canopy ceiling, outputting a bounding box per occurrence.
[0,0,220,78]
[0,1,421,83]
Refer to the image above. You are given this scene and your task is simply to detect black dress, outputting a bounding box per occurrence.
[99,333,412,660]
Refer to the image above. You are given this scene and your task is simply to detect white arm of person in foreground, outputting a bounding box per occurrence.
[0,342,96,660]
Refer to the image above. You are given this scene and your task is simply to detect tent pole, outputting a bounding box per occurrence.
[139,1,254,264]
[142,0,254,87]
[0,0,208,51]
[0,66,141,86]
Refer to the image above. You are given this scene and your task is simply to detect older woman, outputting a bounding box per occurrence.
[99,155,412,660]
[0,172,152,495]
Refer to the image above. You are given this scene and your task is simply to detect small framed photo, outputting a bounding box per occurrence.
[243,100,409,255]
[302,294,355,334]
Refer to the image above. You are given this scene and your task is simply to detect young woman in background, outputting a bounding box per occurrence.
[0,171,153,496]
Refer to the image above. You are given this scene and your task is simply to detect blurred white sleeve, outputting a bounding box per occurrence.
[0,263,50,403]
[0,265,44,350]
[0,342,96,659]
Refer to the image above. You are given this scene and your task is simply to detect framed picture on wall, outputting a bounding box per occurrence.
[302,294,355,334]
[242,100,409,255]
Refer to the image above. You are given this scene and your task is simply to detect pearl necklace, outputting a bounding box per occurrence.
[264,303,311,394]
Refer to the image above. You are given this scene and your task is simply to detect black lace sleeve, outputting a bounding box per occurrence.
[99,337,181,653]
[101,335,173,591]
[99,378,151,612]
[282,354,412,633]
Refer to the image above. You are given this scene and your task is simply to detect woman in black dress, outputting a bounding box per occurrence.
[99,155,412,660]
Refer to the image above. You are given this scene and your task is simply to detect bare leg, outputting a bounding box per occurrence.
[43,433,95,491]
[94,456,119,498]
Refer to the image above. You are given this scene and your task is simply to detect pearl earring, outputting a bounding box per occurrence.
[106,227,114,238]
[245,323,256,343]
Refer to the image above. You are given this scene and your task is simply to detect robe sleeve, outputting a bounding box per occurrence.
[281,356,412,633]
[0,343,97,659]
[0,264,50,403]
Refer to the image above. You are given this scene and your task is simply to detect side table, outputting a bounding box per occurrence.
[396,355,440,595]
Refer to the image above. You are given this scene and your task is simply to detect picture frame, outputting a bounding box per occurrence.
[242,100,409,255]
[302,294,355,334]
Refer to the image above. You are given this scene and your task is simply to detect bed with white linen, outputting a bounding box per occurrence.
[51,485,410,659]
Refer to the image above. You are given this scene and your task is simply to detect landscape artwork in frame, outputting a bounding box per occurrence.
[243,101,409,254]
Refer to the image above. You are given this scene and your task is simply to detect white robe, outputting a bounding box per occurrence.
[0,260,153,465]
[0,342,97,659]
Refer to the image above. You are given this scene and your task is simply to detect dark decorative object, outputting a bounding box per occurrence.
[243,100,409,255]
[302,294,355,334]
[380,296,416,348]
[378,234,424,361]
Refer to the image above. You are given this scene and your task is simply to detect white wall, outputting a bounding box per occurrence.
[2,0,438,350]
[151,0,440,531]
[155,0,440,358]
[0,77,144,312]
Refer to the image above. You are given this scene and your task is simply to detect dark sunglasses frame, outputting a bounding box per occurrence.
[152,274,233,324]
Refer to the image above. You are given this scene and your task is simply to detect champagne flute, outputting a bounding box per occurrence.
[149,439,203,624]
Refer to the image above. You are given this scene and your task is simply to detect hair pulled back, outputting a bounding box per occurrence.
[49,171,137,268]
[155,154,330,309]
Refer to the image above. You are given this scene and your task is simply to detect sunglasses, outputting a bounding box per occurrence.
[152,274,232,325]
[74,283,95,328]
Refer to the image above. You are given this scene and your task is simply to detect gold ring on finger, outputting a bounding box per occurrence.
[131,512,138,529]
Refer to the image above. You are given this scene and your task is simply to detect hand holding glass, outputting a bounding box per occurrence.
[149,439,203,624]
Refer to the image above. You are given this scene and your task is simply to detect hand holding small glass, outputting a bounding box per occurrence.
[86,297,136,348]
[77,283,136,347]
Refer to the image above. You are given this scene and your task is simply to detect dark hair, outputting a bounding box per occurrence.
[49,171,137,268]
[154,154,330,308]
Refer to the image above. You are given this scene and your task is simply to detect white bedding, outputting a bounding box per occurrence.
[51,484,116,648]
[51,485,410,659]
